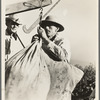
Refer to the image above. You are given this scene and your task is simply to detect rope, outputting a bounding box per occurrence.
[39,0,43,25]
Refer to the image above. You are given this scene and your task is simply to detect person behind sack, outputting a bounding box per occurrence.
[5,14,22,61]
[31,15,84,100]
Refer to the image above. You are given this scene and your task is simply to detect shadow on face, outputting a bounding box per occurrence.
[44,25,59,39]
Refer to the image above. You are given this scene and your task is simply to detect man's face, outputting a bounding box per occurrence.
[45,25,59,39]
[7,21,19,33]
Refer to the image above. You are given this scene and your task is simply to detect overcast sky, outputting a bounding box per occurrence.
[5,0,98,66]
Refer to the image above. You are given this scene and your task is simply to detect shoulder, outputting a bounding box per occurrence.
[54,34,70,46]
[53,35,63,46]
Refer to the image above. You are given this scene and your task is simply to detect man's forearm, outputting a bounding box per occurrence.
[42,38,68,61]
[46,41,68,61]
[42,36,51,45]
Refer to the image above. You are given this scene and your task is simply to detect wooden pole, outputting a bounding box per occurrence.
[16,34,25,48]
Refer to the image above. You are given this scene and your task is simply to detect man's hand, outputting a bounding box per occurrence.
[37,26,48,40]
[37,26,50,45]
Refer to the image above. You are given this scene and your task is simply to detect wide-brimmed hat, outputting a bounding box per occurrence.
[40,15,64,32]
[6,14,22,26]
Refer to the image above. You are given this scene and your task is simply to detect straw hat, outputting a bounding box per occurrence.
[40,15,64,32]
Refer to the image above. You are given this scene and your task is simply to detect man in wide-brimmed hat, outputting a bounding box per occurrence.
[5,14,22,61]
[32,15,71,62]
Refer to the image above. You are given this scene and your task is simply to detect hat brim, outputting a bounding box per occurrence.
[6,18,22,26]
[40,20,64,32]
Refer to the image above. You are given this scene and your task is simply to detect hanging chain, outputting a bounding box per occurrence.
[39,0,43,25]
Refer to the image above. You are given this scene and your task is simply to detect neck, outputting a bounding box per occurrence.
[50,34,57,41]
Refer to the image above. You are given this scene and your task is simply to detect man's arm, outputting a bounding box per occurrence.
[43,40,69,61]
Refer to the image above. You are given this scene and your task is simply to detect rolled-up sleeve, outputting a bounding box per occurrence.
[46,39,71,62]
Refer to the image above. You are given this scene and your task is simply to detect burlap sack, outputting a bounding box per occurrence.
[5,39,50,100]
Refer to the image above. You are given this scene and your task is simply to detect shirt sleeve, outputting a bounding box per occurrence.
[46,38,71,62]
[61,39,71,62]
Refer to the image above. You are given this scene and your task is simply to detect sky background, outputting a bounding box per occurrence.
[5,0,98,67]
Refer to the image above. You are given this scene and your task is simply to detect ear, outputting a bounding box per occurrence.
[56,27,59,32]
